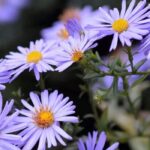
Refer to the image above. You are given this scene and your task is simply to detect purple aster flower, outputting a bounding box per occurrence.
[135,33,150,53]
[77,131,119,150]
[88,0,150,51]
[65,18,84,38]
[0,93,26,150]
[8,0,29,8]
[55,35,97,72]
[15,90,78,150]
[41,22,70,42]
[0,59,12,90]
[65,17,100,41]
[134,33,150,69]
[41,6,99,42]
[5,39,58,81]
[0,0,29,23]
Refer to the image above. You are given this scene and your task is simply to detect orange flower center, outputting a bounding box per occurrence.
[34,108,54,128]
[58,28,69,40]
[72,50,83,62]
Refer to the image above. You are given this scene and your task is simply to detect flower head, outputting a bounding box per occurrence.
[41,6,98,42]
[41,22,70,42]
[135,33,150,53]
[5,39,57,81]
[15,90,78,150]
[0,93,26,150]
[0,0,29,23]
[140,39,150,66]
[0,59,11,90]
[55,35,97,72]
[88,0,150,51]
[65,18,84,38]
[78,131,119,150]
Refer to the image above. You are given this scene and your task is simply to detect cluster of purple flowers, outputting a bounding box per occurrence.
[0,90,118,150]
[1,0,150,149]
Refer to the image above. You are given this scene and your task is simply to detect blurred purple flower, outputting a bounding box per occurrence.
[0,0,29,23]
[135,33,150,53]
[0,59,11,90]
[41,6,99,42]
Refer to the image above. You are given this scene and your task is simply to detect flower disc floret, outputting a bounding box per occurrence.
[27,50,43,63]
[72,50,83,62]
[34,108,54,128]
[112,19,129,33]
[57,28,69,40]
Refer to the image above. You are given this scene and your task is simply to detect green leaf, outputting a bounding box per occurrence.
[131,75,148,88]
[134,58,147,71]
[112,77,119,96]
[98,108,108,130]
[84,72,99,79]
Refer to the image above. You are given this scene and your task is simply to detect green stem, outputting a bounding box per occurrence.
[127,47,135,73]
[39,74,45,90]
[99,71,150,77]
[122,76,137,117]
[88,85,99,129]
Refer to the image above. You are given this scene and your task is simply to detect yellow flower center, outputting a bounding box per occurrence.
[27,51,43,63]
[34,108,54,128]
[112,19,129,33]
[72,50,83,62]
[58,28,69,40]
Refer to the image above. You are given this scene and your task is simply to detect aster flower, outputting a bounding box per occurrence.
[0,93,26,150]
[0,59,11,90]
[8,0,29,8]
[142,43,150,66]
[41,22,69,42]
[5,39,57,81]
[15,90,78,150]
[55,35,97,72]
[135,33,150,53]
[88,0,150,51]
[65,18,84,38]
[0,0,29,23]
[65,18,101,41]
[41,6,99,42]
[78,131,119,150]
